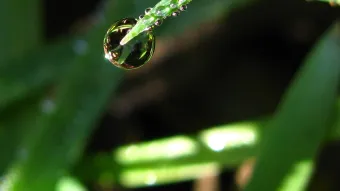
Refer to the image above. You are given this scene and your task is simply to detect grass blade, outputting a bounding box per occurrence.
[0,0,42,176]
[7,1,135,190]
[244,21,340,191]
[0,0,41,63]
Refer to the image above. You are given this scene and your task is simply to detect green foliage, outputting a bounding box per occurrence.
[244,22,340,191]
[0,0,42,177]
[73,101,340,188]
[120,0,193,45]
[121,0,254,44]
[0,0,41,63]
[0,0,339,190]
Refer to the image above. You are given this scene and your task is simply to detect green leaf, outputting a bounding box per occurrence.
[244,22,340,191]
[120,0,193,45]
[6,1,136,190]
[0,0,41,63]
[0,0,42,176]
[330,99,340,139]
[0,0,255,111]
[157,0,255,36]
[120,0,255,45]
[0,41,75,109]
[0,95,44,175]
[73,102,340,188]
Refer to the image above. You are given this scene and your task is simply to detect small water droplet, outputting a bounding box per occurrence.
[155,6,170,17]
[139,14,144,20]
[145,8,152,14]
[172,11,180,17]
[103,18,155,70]
[142,15,156,24]
[155,19,163,26]
[170,4,177,9]
[179,5,187,11]
[145,26,154,32]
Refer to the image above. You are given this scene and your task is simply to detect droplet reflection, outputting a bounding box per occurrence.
[103,18,155,70]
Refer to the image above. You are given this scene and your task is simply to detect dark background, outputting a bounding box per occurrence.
[44,0,340,190]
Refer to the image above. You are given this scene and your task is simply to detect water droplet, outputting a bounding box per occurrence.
[155,19,163,26]
[155,6,170,17]
[170,4,177,9]
[145,26,154,32]
[103,18,155,70]
[180,5,187,11]
[145,8,152,14]
[142,15,156,24]
[172,11,180,17]
[139,14,144,20]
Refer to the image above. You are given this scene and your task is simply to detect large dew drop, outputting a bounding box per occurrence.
[103,18,155,70]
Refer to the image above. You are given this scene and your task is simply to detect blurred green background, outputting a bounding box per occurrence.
[0,0,340,190]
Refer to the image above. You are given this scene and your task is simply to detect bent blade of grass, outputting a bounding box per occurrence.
[244,22,340,191]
